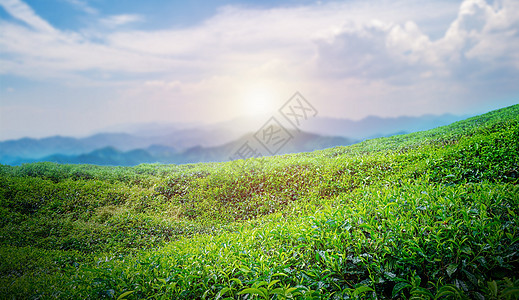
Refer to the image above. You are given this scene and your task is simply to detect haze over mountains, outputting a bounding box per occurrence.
[0,113,467,166]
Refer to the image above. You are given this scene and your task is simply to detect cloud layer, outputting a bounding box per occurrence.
[0,0,518,139]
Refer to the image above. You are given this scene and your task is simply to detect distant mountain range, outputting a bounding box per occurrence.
[298,114,467,139]
[0,113,468,166]
[10,131,352,166]
[0,129,238,165]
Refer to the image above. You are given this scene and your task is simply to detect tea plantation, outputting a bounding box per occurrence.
[0,104,518,299]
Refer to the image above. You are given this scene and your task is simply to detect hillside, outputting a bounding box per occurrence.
[0,104,518,299]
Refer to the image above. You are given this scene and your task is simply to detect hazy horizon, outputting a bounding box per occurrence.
[1,0,518,140]
[0,108,478,141]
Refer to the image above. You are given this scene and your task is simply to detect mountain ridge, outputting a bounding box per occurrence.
[11,130,354,166]
[0,113,466,165]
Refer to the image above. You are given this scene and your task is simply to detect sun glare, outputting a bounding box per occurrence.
[241,86,277,116]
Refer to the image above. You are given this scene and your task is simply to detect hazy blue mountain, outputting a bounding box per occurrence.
[146,144,178,157]
[175,130,354,164]
[0,133,153,164]
[17,147,156,166]
[98,121,203,137]
[0,113,466,165]
[11,131,353,166]
[80,133,153,151]
[298,114,469,139]
[0,136,88,165]
[0,129,237,164]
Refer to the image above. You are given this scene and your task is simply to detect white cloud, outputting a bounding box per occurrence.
[63,0,97,15]
[144,80,181,91]
[0,0,467,83]
[0,0,518,136]
[0,18,185,80]
[100,14,143,28]
[0,0,56,33]
[314,0,519,84]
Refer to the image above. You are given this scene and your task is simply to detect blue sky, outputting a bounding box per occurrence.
[0,0,518,140]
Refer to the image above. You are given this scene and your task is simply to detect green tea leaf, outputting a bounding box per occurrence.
[446,263,458,277]
[117,291,134,300]
[238,288,266,298]
[392,282,412,298]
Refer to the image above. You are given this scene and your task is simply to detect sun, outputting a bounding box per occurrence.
[241,86,277,117]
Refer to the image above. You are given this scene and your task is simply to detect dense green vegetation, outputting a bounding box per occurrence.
[1,104,518,299]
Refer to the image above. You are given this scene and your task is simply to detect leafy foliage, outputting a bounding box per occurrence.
[0,104,518,299]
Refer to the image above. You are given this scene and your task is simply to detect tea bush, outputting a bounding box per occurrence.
[0,104,518,299]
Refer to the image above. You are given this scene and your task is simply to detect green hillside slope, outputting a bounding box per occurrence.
[0,104,518,299]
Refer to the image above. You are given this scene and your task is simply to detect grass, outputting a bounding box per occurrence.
[0,104,518,299]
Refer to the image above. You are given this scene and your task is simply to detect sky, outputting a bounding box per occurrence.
[0,0,518,140]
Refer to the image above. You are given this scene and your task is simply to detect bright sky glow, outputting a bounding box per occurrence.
[0,0,518,139]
